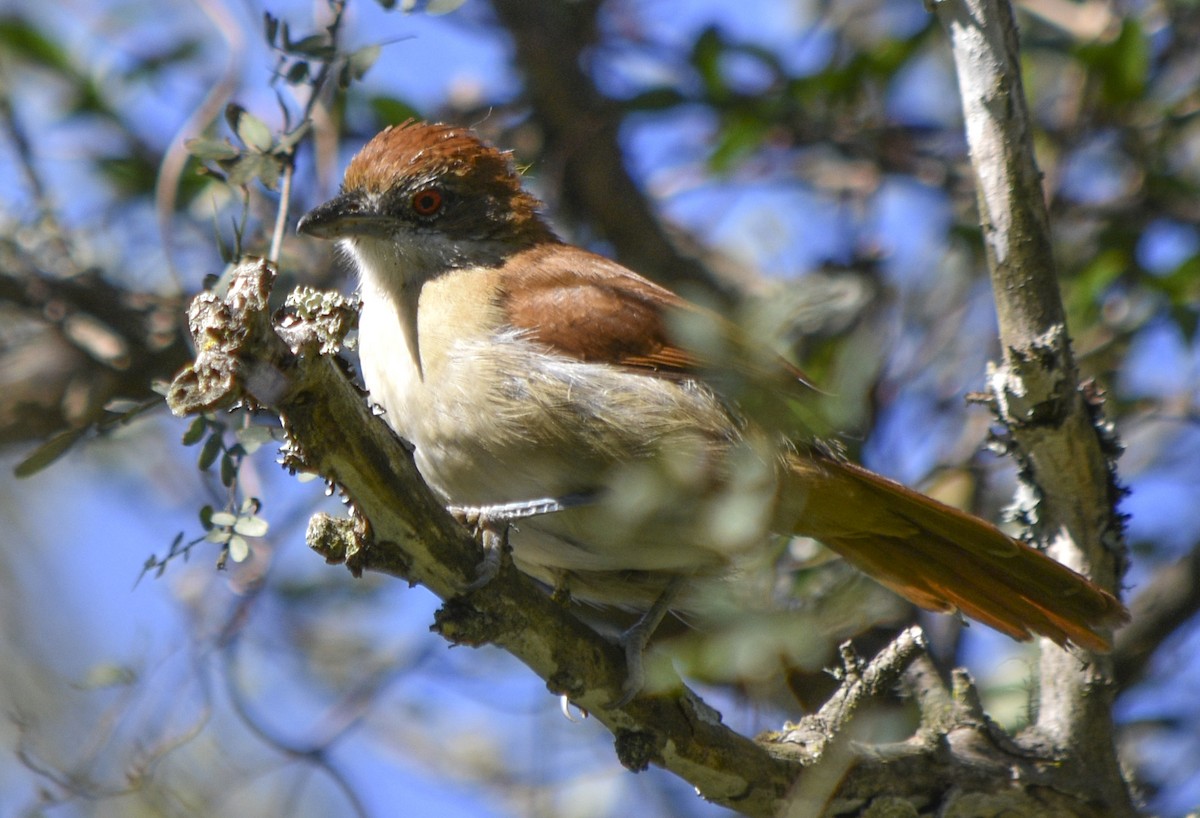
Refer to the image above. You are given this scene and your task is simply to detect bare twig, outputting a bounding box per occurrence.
[155,0,246,289]
[1114,542,1200,690]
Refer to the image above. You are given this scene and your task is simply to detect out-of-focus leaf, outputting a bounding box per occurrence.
[709,114,769,172]
[1076,20,1148,104]
[0,16,73,73]
[14,428,87,478]
[123,40,202,81]
[186,137,240,161]
[235,110,274,153]
[285,60,310,84]
[264,12,279,47]
[288,33,332,59]
[209,511,237,527]
[347,44,381,83]
[0,17,106,115]
[624,87,688,112]
[182,417,208,446]
[228,535,250,562]
[233,515,269,537]
[96,154,160,197]
[427,0,468,13]
[370,96,422,127]
[691,25,726,100]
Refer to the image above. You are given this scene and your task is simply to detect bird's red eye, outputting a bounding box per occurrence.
[411,188,443,217]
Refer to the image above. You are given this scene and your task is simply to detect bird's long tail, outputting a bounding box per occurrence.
[778,454,1129,651]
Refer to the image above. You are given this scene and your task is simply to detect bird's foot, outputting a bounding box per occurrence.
[448,494,592,591]
[609,577,684,708]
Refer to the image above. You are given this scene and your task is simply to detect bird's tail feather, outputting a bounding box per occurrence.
[779,454,1129,651]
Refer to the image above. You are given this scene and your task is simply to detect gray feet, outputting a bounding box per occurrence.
[610,577,684,707]
[448,494,593,590]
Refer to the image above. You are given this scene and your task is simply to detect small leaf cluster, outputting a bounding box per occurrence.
[201,497,269,566]
[262,10,380,94]
[145,413,283,574]
[185,106,311,191]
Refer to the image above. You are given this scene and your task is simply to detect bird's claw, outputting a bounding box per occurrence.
[449,495,594,592]
[449,506,513,591]
[606,577,684,708]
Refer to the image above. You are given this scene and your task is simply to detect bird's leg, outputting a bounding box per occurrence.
[448,494,593,590]
[611,575,685,707]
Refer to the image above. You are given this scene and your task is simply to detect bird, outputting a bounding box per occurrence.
[297,120,1128,696]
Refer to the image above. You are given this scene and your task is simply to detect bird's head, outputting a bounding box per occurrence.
[298,121,557,283]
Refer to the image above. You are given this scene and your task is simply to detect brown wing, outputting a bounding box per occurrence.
[498,243,813,387]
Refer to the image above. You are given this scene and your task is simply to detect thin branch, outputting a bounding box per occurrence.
[155,0,246,290]
[1114,542,1200,690]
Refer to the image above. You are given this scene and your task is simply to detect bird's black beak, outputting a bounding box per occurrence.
[297,191,395,240]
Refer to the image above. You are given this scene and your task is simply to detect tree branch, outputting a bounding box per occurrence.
[165,258,1142,816]
[0,238,189,449]
[932,0,1132,812]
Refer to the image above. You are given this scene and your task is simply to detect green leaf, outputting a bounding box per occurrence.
[233,515,269,537]
[0,19,69,70]
[235,424,277,454]
[14,428,87,478]
[224,153,282,189]
[210,510,237,527]
[199,504,215,529]
[709,114,769,172]
[228,535,250,563]
[95,154,160,197]
[625,87,688,112]
[370,96,422,127]
[182,416,208,446]
[264,12,279,47]
[346,44,381,83]
[220,452,237,486]
[427,0,468,13]
[1076,19,1148,104]
[288,34,332,59]
[198,433,223,470]
[235,110,274,153]
[285,60,310,85]
[691,25,726,99]
[186,137,240,161]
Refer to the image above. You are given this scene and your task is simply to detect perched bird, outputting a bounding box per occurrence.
[298,121,1128,695]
